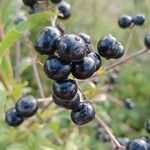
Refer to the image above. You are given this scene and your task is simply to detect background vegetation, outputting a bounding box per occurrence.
[0,0,150,149]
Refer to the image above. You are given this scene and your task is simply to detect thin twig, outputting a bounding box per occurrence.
[95,115,123,150]
[105,48,149,72]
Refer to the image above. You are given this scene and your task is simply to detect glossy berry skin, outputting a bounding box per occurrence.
[53,79,77,100]
[71,101,95,125]
[113,43,124,59]
[145,120,150,133]
[133,14,145,26]
[23,0,37,7]
[58,2,71,19]
[72,57,96,80]
[34,26,61,55]
[87,52,102,71]
[16,95,38,118]
[144,33,150,49]
[127,139,149,150]
[118,15,133,28]
[123,98,135,109]
[58,34,86,62]
[97,35,118,59]
[79,33,91,44]
[51,0,62,4]
[5,108,24,127]
[44,56,71,81]
[53,93,80,110]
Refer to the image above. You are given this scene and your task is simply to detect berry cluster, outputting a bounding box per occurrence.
[5,96,38,127]
[118,14,145,28]
[22,0,71,19]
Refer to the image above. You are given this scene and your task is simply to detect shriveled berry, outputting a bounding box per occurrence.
[144,33,150,49]
[5,108,24,127]
[44,56,71,81]
[53,79,77,100]
[97,35,118,59]
[53,93,80,110]
[133,14,145,26]
[71,101,95,125]
[72,56,95,80]
[79,33,91,44]
[58,34,86,62]
[51,0,62,4]
[145,120,150,133]
[123,98,135,109]
[87,52,102,71]
[118,15,133,28]
[85,44,94,54]
[23,0,37,7]
[117,137,130,146]
[34,26,61,55]
[127,139,149,150]
[16,95,38,118]
[58,2,71,19]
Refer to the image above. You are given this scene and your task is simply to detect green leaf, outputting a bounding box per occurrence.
[0,11,55,63]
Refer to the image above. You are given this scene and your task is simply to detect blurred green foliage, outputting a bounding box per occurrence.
[0,0,150,150]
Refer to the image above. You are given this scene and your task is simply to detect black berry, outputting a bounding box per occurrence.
[58,2,71,19]
[85,44,94,54]
[53,93,80,110]
[22,0,37,7]
[145,120,150,133]
[15,95,38,118]
[58,34,86,62]
[71,101,95,125]
[118,15,133,28]
[113,43,124,59]
[44,56,71,81]
[72,56,96,80]
[127,139,149,150]
[123,98,135,109]
[34,26,61,55]
[144,33,150,49]
[87,52,102,71]
[53,79,77,100]
[97,35,118,59]
[5,108,24,127]
[79,32,91,44]
[51,0,62,4]
[133,14,145,26]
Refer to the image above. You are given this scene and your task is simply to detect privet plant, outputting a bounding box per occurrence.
[0,0,150,150]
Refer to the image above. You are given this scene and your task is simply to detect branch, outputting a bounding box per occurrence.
[105,48,149,72]
[95,115,124,150]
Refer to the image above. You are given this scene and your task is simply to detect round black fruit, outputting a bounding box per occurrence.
[145,120,150,133]
[87,52,102,71]
[144,33,150,49]
[34,26,61,55]
[5,108,24,127]
[113,43,124,59]
[72,56,96,80]
[118,15,133,28]
[53,79,77,100]
[51,0,62,4]
[127,139,149,150]
[52,93,80,110]
[133,14,145,26]
[58,34,86,62]
[22,0,37,7]
[79,32,91,44]
[58,2,71,19]
[71,101,95,125]
[16,95,38,118]
[97,34,118,59]
[123,98,135,109]
[44,56,71,81]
